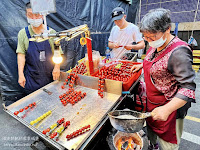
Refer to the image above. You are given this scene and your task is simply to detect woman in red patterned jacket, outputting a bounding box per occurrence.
[131,8,196,150]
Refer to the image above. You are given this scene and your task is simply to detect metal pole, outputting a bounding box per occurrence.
[191,0,200,36]
[138,0,142,23]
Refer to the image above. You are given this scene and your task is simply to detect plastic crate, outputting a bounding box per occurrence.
[119,52,137,62]
[92,61,142,91]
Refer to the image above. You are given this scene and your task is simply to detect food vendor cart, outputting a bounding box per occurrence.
[3,68,142,149]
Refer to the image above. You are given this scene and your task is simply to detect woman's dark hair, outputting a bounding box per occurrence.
[139,8,171,33]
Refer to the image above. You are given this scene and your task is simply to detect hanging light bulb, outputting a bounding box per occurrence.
[52,45,63,64]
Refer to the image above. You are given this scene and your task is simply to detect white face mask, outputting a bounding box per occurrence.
[27,18,43,27]
[149,34,167,48]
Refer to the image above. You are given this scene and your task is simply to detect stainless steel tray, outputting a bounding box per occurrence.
[4,72,122,150]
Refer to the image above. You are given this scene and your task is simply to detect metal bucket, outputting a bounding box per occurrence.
[108,110,152,133]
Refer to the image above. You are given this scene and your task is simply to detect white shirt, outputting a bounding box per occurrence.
[108,23,143,59]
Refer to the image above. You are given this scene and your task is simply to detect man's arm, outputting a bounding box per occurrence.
[17,53,26,88]
[124,40,145,50]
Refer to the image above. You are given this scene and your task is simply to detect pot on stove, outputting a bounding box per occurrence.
[108,110,153,133]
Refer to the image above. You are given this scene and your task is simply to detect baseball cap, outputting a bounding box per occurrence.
[111,7,125,21]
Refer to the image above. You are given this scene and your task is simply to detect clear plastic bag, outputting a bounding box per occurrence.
[85,50,101,74]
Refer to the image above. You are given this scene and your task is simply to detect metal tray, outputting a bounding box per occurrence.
[4,72,122,150]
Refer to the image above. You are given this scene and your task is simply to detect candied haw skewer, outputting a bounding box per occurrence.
[50,121,70,140]
[13,101,40,116]
[42,118,65,135]
[98,70,105,98]
[66,125,91,140]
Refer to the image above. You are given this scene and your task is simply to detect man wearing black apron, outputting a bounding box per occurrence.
[16,2,62,94]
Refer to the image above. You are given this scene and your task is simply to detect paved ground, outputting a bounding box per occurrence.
[0,72,199,150]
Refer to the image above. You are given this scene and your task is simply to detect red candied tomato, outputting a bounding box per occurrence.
[123,78,128,82]
[60,118,65,122]
[50,132,57,139]
[24,106,29,110]
[100,80,104,84]
[66,135,70,139]
[63,82,66,85]
[57,118,64,124]
[74,74,78,78]
[19,108,24,112]
[14,111,19,115]
[66,121,70,125]
[32,102,36,106]
[75,98,78,103]
[42,128,50,134]
[68,88,72,92]
[83,92,86,96]
[100,93,103,98]
[28,104,33,108]
[63,122,68,128]
[78,91,81,94]
[62,101,67,105]
[61,100,65,103]
[61,85,65,89]
[81,94,85,98]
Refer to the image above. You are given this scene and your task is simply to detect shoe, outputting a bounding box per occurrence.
[148,143,159,150]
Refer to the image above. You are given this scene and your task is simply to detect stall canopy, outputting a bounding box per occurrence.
[0,0,140,105]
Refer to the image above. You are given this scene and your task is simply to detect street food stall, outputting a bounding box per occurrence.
[3,25,144,148]
[3,1,147,149]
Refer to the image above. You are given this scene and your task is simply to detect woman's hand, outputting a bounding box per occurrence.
[151,97,187,121]
[131,63,143,73]
[151,106,171,121]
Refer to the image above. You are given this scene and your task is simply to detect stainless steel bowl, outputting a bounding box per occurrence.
[108,110,151,133]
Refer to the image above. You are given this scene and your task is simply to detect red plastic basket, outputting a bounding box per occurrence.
[92,61,142,91]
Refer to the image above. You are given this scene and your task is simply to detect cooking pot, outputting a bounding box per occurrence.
[108,110,153,133]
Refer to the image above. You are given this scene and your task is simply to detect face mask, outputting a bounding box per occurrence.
[27,18,43,27]
[149,34,167,48]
